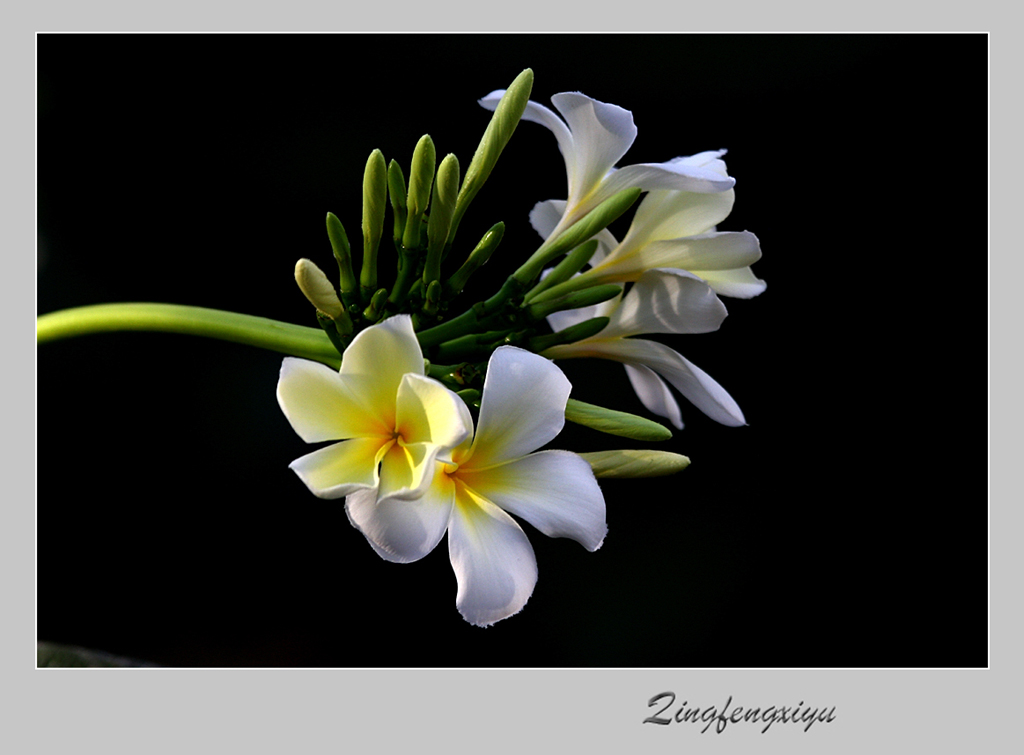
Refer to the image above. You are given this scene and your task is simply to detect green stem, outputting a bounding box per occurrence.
[37,303,341,368]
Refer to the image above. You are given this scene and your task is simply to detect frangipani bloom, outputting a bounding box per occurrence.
[277,315,470,501]
[543,268,745,429]
[479,90,735,242]
[531,157,766,300]
[345,346,607,627]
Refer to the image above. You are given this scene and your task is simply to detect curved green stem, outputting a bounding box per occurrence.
[37,303,341,368]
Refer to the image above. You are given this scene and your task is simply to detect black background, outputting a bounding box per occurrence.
[37,34,988,667]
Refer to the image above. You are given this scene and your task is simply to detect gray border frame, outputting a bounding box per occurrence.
[18,6,1015,753]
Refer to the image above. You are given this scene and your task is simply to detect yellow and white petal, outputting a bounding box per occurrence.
[623,362,684,430]
[394,373,472,450]
[448,483,538,627]
[692,266,768,299]
[626,188,735,245]
[277,358,391,443]
[590,231,761,284]
[288,436,389,499]
[378,440,446,501]
[458,450,607,551]
[466,347,571,470]
[601,268,727,338]
[345,473,456,563]
[338,315,425,409]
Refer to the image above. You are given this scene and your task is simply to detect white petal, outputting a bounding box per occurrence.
[288,437,387,498]
[448,485,538,627]
[596,157,735,202]
[459,450,607,551]
[345,474,455,563]
[466,347,570,469]
[545,338,745,427]
[551,92,637,209]
[339,315,424,411]
[529,199,567,241]
[277,358,390,442]
[602,268,727,338]
[623,362,684,430]
[694,266,768,299]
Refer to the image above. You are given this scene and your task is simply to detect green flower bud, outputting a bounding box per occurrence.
[523,283,622,321]
[403,134,436,250]
[563,399,672,441]
[423,153,460,286]
[326,212,358,305]
[577,450,690,478]
[524,239,599,301]
[387,159,408,244]
[527,316,609,351]
[450,69,533,243]
[444,221,505,299]
[360,149,388,297]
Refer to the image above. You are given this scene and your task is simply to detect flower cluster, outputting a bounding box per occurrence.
[272,69,764,625]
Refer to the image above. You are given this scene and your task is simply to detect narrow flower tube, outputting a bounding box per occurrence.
[344,346,607,626]
[277,315,470,501]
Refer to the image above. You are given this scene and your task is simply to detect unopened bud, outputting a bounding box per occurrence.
[295,258,343,320]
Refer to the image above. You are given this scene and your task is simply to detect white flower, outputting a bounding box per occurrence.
[345,346,607,627]
[543,269,745,429]
[531,164,766,300]
[479,90,735,243]
[276,315,470,501]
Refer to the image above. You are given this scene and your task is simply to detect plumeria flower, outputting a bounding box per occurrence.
[345,346,607,627]
[531,161,766,300]
[479,90,735,244]
[277,315,470,501]
[543,268,744,429]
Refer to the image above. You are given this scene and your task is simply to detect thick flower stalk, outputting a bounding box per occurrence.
[543,268,745,428]
[345,346,607,626]
[479,90,736,247]
[276,316,470,500]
